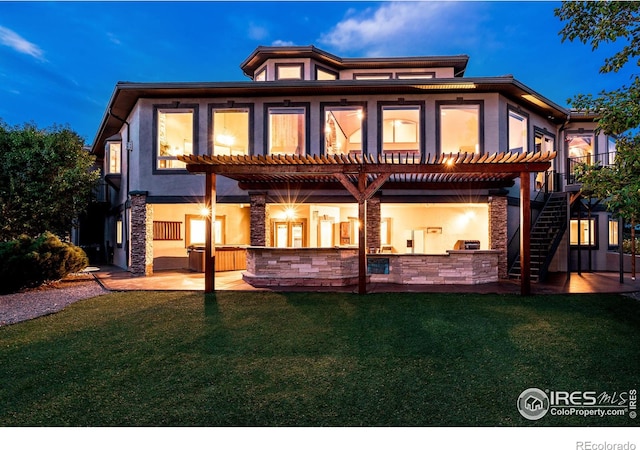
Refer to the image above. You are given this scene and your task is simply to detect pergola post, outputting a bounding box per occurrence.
[205,172,216,293]
[358,199,367,295]
[520,171,531,296]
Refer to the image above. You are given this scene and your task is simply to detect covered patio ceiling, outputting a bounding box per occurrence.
[178,151,555,295]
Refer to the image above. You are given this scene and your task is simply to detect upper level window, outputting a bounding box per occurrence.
[438,101,483,155]
[508,108,528,153]
[323,105,365,156]
[107,141,121,174]
[212,107,251,156]
[267,106,307,156]
[316,67,337,80]
[567,133,595,163]
[276,63,303,80]
[380,104,422,159]
[156,108,195,170]
[355,73,392,80]
[535,129,556,191]
[255,68,266,82]
[397,72,435,80]
[607,136,617,165]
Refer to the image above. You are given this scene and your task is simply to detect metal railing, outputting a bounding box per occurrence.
[566,151,617,185]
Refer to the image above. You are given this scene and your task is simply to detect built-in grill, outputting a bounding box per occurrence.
[453,240,481,250]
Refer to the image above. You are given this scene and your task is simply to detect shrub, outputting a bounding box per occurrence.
[622,238,640,255]
[0,232,88,294]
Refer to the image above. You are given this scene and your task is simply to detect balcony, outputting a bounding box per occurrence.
[566,151,617,186]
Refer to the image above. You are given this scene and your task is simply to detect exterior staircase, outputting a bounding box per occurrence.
[509,192,568,282]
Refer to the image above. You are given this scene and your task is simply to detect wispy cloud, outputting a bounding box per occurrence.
[248,22,269,41]
[0,25,45,61]
[319,2,480,56]
[272,40,295,47]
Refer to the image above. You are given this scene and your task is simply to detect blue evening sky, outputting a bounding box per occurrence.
[0,1,634,144]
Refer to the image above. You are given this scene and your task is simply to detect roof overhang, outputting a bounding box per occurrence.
[91,77,569,159]
[240,45,469,78]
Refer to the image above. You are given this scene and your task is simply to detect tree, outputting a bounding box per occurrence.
[0,121,100,241]
[556,1,640,135]
[556,2,640,277]
[574,135,640,277]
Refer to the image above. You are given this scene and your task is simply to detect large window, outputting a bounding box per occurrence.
[508,108,528,153]
[380,104,423,159]
[570,218,596,247]
[212,107,251,156]
[567,133,595,163]
[156,107,195,170]
[438,102,482,155]
[323,105,365,156]
[267,106,307,156]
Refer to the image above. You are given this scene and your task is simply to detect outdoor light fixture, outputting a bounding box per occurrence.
[199,206,211,217]
[284,207,296,220]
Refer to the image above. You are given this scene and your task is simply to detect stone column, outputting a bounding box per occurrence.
[366,195,381,252]
[130,191,153,276]
[489,195,508,279]
[249,192,267,246]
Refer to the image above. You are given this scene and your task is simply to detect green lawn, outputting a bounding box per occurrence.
[0,290,638,426]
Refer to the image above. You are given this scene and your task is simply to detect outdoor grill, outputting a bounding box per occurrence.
[453,240,481,250]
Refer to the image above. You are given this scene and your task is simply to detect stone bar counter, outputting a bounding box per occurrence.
[242,246,500,287]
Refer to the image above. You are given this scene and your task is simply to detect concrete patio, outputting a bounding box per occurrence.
[91,265,640,295]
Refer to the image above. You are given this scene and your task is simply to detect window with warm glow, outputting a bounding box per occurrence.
[107,142,121,174]
[566,133,594,163]
[355,73,391,80]
[396,72,435,80]
[212,109,250,156]
[157,109,194,170]
[381,105,421,157]
[570,218,596,247]
[276,64,303,80]
[116,218,123,247]
[255,68,266,82]
[508,108,528,153]
[324,106,364,156]
[535,130,555,191]
[316,67,337,80]
[186,215,206,247]
[268,107,306,155]
[608,217,619,249]
[439,103,481,155]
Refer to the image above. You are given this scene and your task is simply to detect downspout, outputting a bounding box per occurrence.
[107,108,131,268]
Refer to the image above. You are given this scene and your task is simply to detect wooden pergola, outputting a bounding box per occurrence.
[179,151,555,295]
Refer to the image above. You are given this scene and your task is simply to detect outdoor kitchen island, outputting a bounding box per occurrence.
[242,246,500,288]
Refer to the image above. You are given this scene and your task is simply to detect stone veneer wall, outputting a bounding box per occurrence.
[489,195,508,279]
[369,251,500,285]
[249,192,267,246]
[243,247,360,287]
[130,191,153,276]
[366,196,381,251]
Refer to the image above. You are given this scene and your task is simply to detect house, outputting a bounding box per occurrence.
[87,45,618,294]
